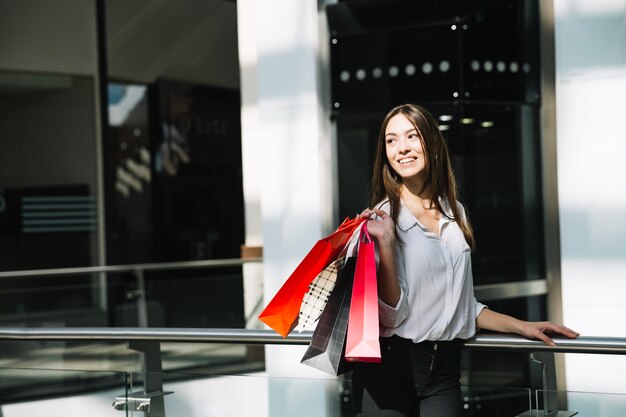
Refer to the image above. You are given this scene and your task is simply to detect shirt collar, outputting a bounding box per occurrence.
[396,196,455,232]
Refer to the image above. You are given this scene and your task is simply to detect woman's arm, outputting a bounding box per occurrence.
[476,308,579,346]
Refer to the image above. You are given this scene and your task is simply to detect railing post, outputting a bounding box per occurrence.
[132,268,149,327]
[112,340,173,416]
[531,351,559,416]
[517,352,577,417]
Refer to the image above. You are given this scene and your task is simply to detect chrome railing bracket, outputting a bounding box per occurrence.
[112,390,174,413]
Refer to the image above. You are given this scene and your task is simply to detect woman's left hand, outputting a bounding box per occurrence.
[517,321,580,347]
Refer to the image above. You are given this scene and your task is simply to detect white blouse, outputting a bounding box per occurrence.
[376,198,487,342]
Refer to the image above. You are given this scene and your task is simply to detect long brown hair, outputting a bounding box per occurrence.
[369,104,475,250]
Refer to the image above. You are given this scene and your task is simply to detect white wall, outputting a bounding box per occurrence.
[237,0,339,416]
[105,0,240,89]
[0,0,98,75]
[0,0,100,188]
[554,0,626,395]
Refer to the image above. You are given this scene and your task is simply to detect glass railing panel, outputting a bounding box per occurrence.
[0,262,252,329]
[462,386,532,416]
[0,367,127,416]
[0,339,264,401]
[0,339,140,377]
[159,342,263,374]
[106,266,247,328]
[125,371,532,417]
[537,389,626,417]
[129,371,348,417]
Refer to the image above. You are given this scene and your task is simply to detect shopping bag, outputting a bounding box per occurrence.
[345,223,381,362]
[301,257,356,375]
[294,221,363,332]
[294,256,345,333]
[259,216,366,338]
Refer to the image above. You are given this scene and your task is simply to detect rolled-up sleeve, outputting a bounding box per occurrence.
[474,298,487,318]
[378,287,409,328]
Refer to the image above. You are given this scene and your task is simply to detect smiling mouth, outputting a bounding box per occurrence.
[398,157,416,164]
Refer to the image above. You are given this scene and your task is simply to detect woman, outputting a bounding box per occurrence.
[353,103,578,416]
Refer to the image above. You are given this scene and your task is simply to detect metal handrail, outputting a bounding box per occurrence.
[0,258,263,279]
[0,327,624,355]
[0,259,547,300]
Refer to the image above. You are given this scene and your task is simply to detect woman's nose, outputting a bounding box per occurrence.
[398,136,411,152]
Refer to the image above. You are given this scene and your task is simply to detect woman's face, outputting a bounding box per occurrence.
[384,113,426,181]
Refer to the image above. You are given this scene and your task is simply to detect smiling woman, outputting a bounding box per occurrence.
[370,104,475,250]
[352,104,579,417]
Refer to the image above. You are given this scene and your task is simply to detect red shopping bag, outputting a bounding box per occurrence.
[259,217,365,338]
[345,223,381,362]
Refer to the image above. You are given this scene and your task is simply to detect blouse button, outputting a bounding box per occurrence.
[433,343,438,351]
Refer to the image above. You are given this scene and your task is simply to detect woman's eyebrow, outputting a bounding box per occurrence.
[385,128,417,137]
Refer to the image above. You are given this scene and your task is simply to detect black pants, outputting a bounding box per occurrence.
[351,336,462,417]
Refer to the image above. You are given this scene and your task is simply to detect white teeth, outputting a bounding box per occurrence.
[399,157,416,164]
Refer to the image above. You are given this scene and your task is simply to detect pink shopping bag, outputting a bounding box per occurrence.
[345,223,381,362]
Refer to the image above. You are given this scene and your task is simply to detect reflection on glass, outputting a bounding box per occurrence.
[0,70,103,329]
[151,81,244,263]
[107,82,153,264]
[0,367,126,413]
[0,71,99,271]
[0,339,259,409]
[538,390,626,417]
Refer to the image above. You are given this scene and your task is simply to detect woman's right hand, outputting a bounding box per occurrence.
[357,208,396,248]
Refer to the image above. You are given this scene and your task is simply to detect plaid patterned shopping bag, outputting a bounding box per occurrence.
[294,256,345,332]
[300,257,356,375]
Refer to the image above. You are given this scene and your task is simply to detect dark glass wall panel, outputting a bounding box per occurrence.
[107,83,154,264]
[151,81,244,262]
[461,0,540,103]
[330,25,461,111]
[145,268,245,328]
[102,0,246,335]
[105,81,245,329]
[336,110,385,219]
[107,81,246,264]
[328,0,540,111]
[105,267,245,328]
[439,104,545,284]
